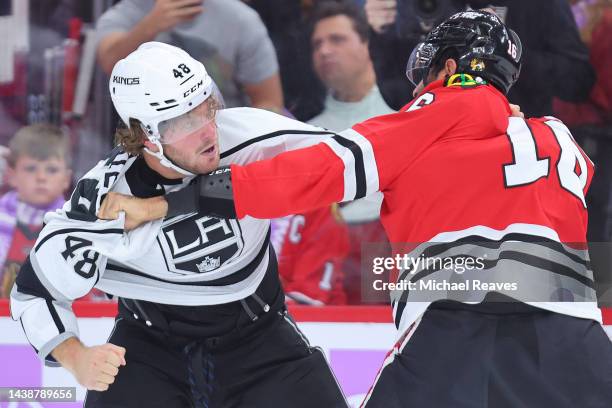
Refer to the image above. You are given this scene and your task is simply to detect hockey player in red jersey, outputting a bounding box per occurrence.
[144,10,611,407]
[273,206,349,305]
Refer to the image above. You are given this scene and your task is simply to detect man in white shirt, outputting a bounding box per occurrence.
[308,1,394,130]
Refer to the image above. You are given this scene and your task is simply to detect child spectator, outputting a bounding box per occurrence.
[0,145,8,193]
[0,124,71,297]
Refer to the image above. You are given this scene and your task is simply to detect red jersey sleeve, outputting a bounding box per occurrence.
[231,83,510,219]
[232,142,345,219]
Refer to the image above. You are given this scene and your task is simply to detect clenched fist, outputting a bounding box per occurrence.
[509,103,524,118]
[52,337,127,391]
[98,192,168,230]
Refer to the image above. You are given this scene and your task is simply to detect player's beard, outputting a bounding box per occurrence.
[163,138,220,175]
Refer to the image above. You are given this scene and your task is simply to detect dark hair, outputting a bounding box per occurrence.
[310,1,370,43]
[429,48,459,79]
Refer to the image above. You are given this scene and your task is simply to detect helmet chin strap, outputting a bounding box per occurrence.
[143,138,195,177]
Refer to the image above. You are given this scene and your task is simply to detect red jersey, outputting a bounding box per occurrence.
[231,80,599,336]
[273,207,349,305]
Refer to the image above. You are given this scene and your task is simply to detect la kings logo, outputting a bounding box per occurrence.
[158,214,244,275]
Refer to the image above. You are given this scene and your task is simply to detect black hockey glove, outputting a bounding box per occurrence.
[166,167,237,219]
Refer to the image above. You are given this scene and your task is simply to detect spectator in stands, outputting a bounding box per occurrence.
[0,146,8,192]
[554,0,612,302]
[363,0,596,117]
[362,0,419,109]
[272,207,350,305]
[555,0,611,241]
[96,0,284,111]
[0,124,71,297]
[274,2,393,305]
[243,0,325,120]
[309,1,394,128]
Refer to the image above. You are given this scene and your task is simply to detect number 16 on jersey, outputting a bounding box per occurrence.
[503,117,591,207]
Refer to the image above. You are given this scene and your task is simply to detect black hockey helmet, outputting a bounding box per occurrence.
[406,10,522,94]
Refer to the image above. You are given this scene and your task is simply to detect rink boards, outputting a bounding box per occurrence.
[1,302,610,407]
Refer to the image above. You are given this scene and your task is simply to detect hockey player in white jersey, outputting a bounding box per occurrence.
[10,42,347,408]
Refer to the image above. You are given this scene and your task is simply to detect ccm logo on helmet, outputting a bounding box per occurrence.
[184,80,204,97]
[112,76,140,85]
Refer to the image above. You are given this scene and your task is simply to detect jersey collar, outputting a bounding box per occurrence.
[415,77,508,102]
[136,156,183,187]
[415,79,445,98]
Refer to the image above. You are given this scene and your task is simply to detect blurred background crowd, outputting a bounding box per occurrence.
[0,0,610,305]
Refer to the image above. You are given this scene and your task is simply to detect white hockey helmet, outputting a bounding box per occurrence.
[110,42,215,175]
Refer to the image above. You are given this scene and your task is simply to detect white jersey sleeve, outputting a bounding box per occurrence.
[10,151,163,365]
[216,107,338,166]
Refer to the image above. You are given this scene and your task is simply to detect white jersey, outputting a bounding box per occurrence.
[10,108,336,365]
